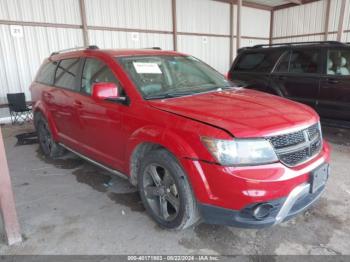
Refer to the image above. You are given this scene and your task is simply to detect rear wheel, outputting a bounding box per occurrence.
[35,113,65,158]
[138,149,199,230]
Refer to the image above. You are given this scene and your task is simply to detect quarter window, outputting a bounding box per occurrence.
[36,61,58,85]
[233,51,283,73]
[81,58,120,95]
[54,58,80,90]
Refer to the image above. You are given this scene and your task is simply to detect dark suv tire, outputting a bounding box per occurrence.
[34,112,65,158]
[138,149,199,230]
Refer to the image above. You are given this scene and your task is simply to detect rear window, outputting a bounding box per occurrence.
[54,58,80,90]
[36,61,58,85]
[233,51,283,73]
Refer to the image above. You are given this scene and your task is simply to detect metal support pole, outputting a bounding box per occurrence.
[172,0,178,51]
[79,0,89,47]
[229,2,234,64]
[0,129,22,246]
[236,0,242,51]
[269,10,274,44]
[324,0,331,41]
[337,0,347,42]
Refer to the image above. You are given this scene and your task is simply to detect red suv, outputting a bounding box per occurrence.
[30,46,331,230]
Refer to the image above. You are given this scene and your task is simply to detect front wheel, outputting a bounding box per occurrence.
[138,149,199,230]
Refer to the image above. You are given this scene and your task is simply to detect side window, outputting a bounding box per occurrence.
[36,61,58,85]
[288,49,320,74]
[234,53,265,71]
[327,49,350,76]
[274,51,291,73]
[54,58,80,90]
[81,58,121,95]
[233,51,283,73]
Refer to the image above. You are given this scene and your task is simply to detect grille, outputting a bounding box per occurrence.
[267,123,322,167]
[268,131,305,149]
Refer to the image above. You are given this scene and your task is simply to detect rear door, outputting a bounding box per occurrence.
[270,48,321,109]
[51,58,82,148]
[229,49,284,93]
[318,47,350,121]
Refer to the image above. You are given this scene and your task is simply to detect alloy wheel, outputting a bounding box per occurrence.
[142,164,180,222]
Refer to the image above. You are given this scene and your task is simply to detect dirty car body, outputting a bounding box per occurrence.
[30,47,331,229]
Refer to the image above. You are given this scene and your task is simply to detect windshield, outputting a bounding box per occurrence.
[117,55,234,99]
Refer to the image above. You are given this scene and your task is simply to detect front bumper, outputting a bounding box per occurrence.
[180,141,331,228]
[199,183,325,228]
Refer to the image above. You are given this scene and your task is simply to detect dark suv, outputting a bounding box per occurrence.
[228,41,350,124]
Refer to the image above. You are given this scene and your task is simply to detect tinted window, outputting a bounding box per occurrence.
[327,49,350,76]
[55,58,80,90]
[289,49,320,74]
[81,58,121,95]
[234,51,283,73]
[274,51,291,73]
[36,61,58,85]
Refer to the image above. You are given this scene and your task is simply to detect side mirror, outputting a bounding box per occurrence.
[92,82,126,102]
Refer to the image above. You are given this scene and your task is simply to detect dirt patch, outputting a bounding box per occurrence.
[36,148,84,169]
[179,224,249,255]
[72,163,145,212]
[72,163,112,192]
[107,192,145,212]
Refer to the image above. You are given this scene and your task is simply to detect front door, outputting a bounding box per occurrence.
[270,48,321,109]
[318,47,350,121]
[72,57,128,170]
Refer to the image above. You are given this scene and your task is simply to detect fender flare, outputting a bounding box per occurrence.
[32,101,59,141]
[126,125,199,161]
[125,125,200,185]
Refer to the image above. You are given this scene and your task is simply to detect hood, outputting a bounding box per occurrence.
[148,88,319,138]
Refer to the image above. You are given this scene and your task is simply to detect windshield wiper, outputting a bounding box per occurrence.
[145,91,196,100]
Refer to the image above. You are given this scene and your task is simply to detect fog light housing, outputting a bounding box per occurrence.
[253,203,273,220]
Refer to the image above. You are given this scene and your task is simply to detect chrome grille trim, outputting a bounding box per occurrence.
[266,123,323,167]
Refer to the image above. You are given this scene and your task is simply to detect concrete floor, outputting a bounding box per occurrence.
[0,123,349,255]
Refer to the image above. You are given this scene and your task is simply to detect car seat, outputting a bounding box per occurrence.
[327,58,335,75]
[339,57,350,75]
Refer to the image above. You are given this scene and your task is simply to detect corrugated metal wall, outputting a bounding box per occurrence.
[177,0,230,73]
[272,0,350,43]
[0,0,81,24]
[85,0,172,31]
[88,30,174,50]
[0,0,83,104]
[0,0,272,104]
[240,6,270,55]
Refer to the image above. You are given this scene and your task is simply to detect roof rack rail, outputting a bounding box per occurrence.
[50,45,99,56]
[143,47,162,50]
[252,41,346,49]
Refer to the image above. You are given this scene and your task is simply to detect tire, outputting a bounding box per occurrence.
[34,112,65,158]
[138,149,199,230]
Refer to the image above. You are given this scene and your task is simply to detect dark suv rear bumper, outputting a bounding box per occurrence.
[198,183,325,229]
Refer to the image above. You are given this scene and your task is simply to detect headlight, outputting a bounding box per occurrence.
[201,137,278,166]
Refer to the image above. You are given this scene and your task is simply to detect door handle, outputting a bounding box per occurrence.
[327,79,340,84]
[74,100,83,108]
